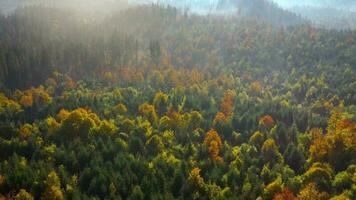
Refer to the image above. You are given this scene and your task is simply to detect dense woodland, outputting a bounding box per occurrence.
[0,3,355,200]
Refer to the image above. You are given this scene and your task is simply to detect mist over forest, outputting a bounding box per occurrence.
[271,0,356,10]
[1,0,355,29]
[0,0,355,200]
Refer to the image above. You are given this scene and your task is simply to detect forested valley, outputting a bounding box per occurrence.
[0,1,355,200]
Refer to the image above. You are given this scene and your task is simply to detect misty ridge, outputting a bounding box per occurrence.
[1,0,355,29]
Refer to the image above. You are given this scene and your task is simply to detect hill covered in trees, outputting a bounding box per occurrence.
[291,6,356,29]
[0,3,355,200]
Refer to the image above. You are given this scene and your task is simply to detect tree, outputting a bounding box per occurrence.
[171,171,184,198]
[273,188,298,200]
[332,171,352,193]
[302,162,332,191]
[189,111,203,130]
[149,40,161,66]
[250,81,262,94]
[138,103,158,124]
[18,123,38,140]
[97,120,118,136]
[146,135,164,155]
[309,111,355,171]
[114,103,128,115]
[220,90,235,118]
[46,117,60,135]
[213,112,227,126]
[298,183,329,200]
[128,185,144,200]
[0,93,22,118]
[261,139,282,165]
[259,115,275,128]
[56,109,70,122]
[188,167,205,192]
[18,86,52,108]
[153,91,168,116]
[249,131,264,148]
[64,76,76,90]
[204,130,223,161]
[19,92,33,108]
[60,108,100,140]
[41,171,64,200]
[284,143,305,173]
[264,177,282,199]
[16,189,34,200]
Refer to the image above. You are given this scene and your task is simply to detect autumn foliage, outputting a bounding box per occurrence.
[220,90,235,118]
[309,111,356,171]
[188,167,205,189]
[259,115,275,127]
[204,129,223,161]
[273,188,298,200]
[0,4,355,200]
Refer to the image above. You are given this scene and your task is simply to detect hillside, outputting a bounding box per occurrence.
[291,6,356,29]
[233,0,306,26]
[0,3,355,200]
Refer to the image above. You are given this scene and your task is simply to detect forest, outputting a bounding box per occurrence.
[0,1,355,200]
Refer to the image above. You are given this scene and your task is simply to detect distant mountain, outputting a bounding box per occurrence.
[291,6,356,29]
[220,0,306,26]
[270,0,356,11]
[0,0,306,27]
[131,0,306,26]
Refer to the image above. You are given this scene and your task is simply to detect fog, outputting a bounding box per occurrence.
[1,0,355,29]
[0,0,129,14]
[2,0,356,14]
[271,0,356,10]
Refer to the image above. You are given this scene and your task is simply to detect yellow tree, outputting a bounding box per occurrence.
[138,103,158,125]
[15,189,34,200]
[60,108,101,140]
[264,177,282,199]
[0,93,22,117]
[250,81,262,94]
[41,171,64,200]
[188,167,205,191]
[114,103,127,115]
[298,183,329,200]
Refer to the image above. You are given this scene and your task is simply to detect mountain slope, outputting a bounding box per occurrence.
[291,6,356,29]
[219,0,306,26]
[0,0,306,27]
